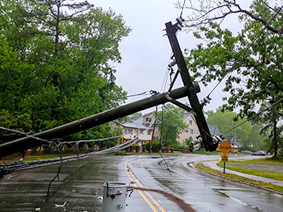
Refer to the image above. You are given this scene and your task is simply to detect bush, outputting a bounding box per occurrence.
[142,140,162,152]
[168,142,186,151]
[114,150,125,156]
[152,140,162,152]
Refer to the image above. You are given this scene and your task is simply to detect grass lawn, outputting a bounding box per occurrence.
[192,151,246,156]
[217,162,283,181]
[192,151,221,155]
[227,157,283,165]
[197,163,283,193]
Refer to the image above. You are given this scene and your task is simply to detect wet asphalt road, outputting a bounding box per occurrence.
[0,154,283,212]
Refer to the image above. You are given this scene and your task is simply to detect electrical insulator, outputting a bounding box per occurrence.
[168,60,177,68]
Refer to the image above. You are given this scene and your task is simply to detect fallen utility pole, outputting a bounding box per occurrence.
[165,21,217,151]
[0,86,189,158]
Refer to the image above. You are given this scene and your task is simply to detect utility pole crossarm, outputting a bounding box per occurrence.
[165,21,217,151]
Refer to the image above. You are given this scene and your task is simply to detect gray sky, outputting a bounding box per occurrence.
[91,0,249,114]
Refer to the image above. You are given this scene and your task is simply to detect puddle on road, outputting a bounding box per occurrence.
[272,193,283,197]
[212,187,264,211]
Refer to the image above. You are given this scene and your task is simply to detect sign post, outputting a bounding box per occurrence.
[218,141,232,173]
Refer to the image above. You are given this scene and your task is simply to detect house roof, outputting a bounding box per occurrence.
[134,116,143,124]
[121,116,148,129]
[208,125,220,135]
[183,113,197,122]
[142,111,154,117]
[122,121,147,129]
[183,113,191,121]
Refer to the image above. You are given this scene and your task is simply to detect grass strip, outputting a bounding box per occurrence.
[197,163,283,194]
[22,154,74,161]
[228,157,283,165]
[192,151,246,155]
[217,163,283,181]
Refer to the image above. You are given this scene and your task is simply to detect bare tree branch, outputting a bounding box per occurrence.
[180,0,281,34]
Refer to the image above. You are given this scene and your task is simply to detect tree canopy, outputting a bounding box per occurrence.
[0,0,131,146]
[181,0,283,156]
[206,108,265,150]
[158,104,188,147]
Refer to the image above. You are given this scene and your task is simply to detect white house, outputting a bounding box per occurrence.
[121,112,160,144]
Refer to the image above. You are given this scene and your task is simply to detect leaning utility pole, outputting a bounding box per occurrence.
[165,21,217,151]
[0,87,189,158]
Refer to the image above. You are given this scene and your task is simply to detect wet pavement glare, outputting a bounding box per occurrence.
[0,154,283,212]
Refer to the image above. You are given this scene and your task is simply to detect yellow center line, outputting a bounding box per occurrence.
[125,162,158,212]
[125,162,166,212]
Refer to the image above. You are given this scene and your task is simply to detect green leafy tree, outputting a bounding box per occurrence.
[0,109,32,144]
[207,108,252,146]
[184,137,193,149]
[182,0,283,155]
[158,104,187,147]
[0,0,131,145]
[252,99,283,156]
[245,123,266,151]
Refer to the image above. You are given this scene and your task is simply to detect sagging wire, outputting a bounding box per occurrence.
[59,135,123,145]
[0,126,64,199]
[158,104,172,176]
[205,5,283,100]
[47,141,63,198]
[1,115,156,168]
[1,111,169,209]
[158,151,172,176]
[163,104,198,133]
[160,53,174,93]
[179,0,187,19]
[219,96,283,137]
[167,56,180,92]
[0,91,151,121]
[1,115,165,174]
[0,126,53,144]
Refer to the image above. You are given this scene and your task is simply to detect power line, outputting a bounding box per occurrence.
[59,135,123,145]
[0,126,53,144]
[160,53,173,93]
[220,96,283,137]
[180,0,187,19]
[0,91,151,120]
[206,5,283,98]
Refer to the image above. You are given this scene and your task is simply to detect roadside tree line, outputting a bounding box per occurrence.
[0,0,130,149]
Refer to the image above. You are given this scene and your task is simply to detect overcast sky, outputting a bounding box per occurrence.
[91,0,250,114]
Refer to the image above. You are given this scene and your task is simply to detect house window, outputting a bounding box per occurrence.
[126,128,133,134]
[147,130,151,135]
[140,129,144,134]
[146,117,151,123]
[189,120,192,125]
[190,129,193,134]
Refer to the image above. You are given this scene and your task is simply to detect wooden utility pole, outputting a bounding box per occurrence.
[165,21,216,151]
[0,87,189,158]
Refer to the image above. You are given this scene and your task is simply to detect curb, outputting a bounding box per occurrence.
[198,162,283,196]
